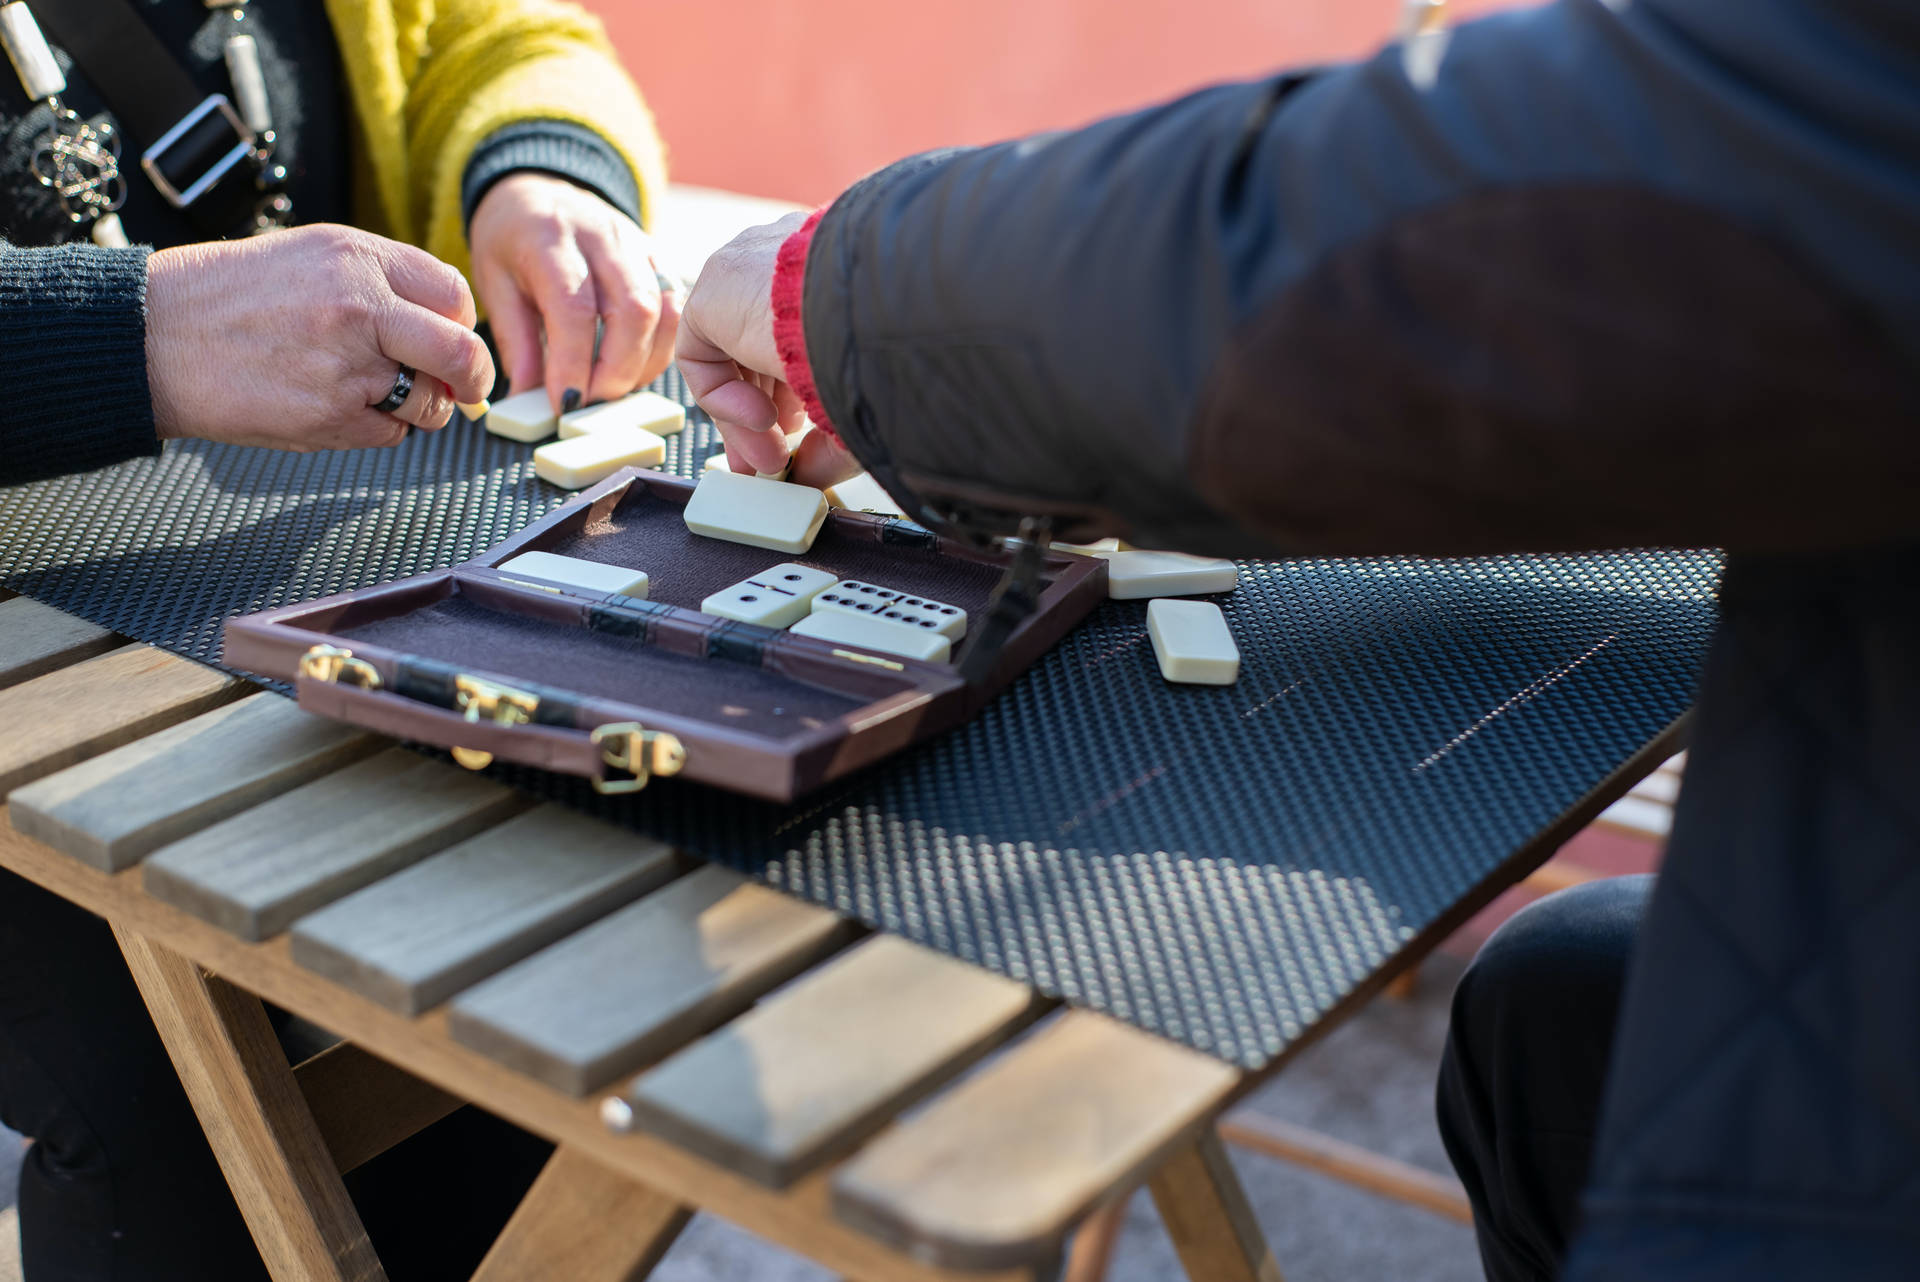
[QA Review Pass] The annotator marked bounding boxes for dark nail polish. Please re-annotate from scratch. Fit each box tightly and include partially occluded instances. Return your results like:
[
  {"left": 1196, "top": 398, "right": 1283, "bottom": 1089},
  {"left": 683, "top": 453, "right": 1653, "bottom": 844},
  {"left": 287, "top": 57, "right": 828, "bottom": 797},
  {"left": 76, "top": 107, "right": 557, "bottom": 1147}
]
[{"left": 561, "top": 388, "right": 582, "bottom": 414}]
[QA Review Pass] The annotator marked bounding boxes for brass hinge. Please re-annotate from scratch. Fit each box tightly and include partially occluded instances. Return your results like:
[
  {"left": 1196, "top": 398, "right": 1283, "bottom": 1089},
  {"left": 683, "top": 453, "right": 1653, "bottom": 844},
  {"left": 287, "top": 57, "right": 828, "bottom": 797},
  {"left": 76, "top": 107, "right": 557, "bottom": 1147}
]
[
  {"left": 591, "top": 721, "right": 686, "bottom": 795},
  {"left": 297, "top": 644, "right": 382, "bottom": 690}
]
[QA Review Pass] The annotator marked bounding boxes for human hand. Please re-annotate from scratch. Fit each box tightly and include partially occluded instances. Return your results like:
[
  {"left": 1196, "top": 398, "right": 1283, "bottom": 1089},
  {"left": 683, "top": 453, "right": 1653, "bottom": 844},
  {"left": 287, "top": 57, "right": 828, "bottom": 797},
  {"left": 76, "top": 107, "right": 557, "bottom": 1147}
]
[
  {"left": 145, "top": 224, "right": 494, "bottom": 450},
  {"left": 675, "top": 211, "right": 811, "bottom": 476},
  {"left": 469, "top": 172, "right": 678, "bottom": 415}
]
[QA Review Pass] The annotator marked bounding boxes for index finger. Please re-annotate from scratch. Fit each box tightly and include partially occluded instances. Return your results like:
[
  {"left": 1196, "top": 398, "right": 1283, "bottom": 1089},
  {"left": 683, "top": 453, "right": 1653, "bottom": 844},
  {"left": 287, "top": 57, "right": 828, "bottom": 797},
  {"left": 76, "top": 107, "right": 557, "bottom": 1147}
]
[{"left": 377, "top": 242, "right": 477, "bottom": 328}]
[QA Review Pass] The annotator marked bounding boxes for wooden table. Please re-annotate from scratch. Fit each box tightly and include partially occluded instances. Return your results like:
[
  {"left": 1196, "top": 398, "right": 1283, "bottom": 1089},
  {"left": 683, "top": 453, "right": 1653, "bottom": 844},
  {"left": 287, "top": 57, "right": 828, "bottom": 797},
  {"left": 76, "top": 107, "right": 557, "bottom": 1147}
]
[{"left": 0, "top": 595, "right": 1321, "bottom": 1282}]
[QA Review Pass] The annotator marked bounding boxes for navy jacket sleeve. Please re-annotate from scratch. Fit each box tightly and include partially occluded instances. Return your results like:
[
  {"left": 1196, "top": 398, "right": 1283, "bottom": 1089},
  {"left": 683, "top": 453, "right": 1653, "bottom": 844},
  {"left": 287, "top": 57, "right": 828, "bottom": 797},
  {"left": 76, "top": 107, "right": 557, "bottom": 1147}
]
[
  {"left": 0, "top": 240, "right": 158, "bottom": 486},
  {"left": 801, "top": 0, "right": 1920, "bottom": 558}
]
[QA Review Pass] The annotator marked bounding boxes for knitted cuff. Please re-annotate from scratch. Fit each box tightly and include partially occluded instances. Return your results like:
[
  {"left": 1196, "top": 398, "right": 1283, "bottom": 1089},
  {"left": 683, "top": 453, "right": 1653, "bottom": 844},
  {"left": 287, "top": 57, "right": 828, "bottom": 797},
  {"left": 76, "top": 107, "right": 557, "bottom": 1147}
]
[
  {"left": 772, "top": 207, "right": 836, "bottom": 440},
  {"left": 461, "top": 120, "right": 645, "bottom": 231},
  {"left": 0, "top": 240, "right": 159, "bottom": 485}
]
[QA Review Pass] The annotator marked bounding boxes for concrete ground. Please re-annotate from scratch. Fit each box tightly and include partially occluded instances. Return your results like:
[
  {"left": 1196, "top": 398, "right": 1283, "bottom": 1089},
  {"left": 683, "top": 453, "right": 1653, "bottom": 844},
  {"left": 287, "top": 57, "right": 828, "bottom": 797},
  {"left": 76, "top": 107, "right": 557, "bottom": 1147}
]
[{"left": 0, "top": 954, "right": 1481, "bottom": 1282}]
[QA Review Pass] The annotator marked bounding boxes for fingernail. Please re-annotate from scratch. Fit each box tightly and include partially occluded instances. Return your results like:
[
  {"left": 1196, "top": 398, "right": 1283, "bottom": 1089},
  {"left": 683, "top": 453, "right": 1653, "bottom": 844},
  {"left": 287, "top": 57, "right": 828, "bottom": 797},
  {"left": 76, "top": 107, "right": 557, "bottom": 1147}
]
[{"left": 562, "top": 388, "right": 582, "bottom": 414}]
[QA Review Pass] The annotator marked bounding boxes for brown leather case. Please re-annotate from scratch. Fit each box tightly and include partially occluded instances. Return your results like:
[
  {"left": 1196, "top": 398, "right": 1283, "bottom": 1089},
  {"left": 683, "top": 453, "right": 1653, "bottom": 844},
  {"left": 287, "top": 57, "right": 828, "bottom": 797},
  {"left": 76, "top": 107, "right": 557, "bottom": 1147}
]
[{"left": 223, "top": 469, "right": 1107, "bottom": 801}]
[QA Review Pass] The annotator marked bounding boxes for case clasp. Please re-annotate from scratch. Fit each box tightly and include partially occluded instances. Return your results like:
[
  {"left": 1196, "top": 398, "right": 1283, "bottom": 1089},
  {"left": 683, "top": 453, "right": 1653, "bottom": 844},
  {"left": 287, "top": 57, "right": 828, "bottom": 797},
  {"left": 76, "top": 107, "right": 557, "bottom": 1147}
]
[
  {"left": 455, "top": 674, "right": 540, "bottom": 726},
  {"left": 592, "top": 721, "right": 686, "bottom": 795},
  {"left": 298, "top": 644, "right": 382, "bottom": 690}
]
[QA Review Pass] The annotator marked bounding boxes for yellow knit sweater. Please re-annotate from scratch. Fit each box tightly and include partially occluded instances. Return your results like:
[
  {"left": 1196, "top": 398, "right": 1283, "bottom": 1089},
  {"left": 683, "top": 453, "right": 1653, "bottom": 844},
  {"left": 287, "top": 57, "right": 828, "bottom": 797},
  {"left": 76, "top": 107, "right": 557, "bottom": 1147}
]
[{"left": 324, "top": 0, "right": 667, "bottom": 292}]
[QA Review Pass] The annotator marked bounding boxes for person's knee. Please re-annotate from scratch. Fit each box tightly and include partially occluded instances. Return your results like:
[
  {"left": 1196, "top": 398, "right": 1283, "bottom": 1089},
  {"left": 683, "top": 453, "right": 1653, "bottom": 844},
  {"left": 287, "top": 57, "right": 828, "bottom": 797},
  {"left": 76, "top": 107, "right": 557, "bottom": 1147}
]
[{"left": 1452, "top": 874, "right": 1653, "bottom": 1047}]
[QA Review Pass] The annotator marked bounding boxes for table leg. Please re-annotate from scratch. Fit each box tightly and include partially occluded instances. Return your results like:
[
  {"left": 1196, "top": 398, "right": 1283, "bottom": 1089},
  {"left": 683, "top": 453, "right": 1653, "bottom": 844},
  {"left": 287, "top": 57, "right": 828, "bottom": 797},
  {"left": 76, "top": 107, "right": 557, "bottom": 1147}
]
[
  {"left": 1148, "top": 1132, "right": 1284, "bottom": 1282},
  {"left": 1060, "top": 1194, "right": 1130, "bottom": 1282},
  {"left": 113, "top": 925, "right": 387, "bottom": 1282},
  {"left": 470, "top": 1146, "right": 691, "bottom": 1282}
]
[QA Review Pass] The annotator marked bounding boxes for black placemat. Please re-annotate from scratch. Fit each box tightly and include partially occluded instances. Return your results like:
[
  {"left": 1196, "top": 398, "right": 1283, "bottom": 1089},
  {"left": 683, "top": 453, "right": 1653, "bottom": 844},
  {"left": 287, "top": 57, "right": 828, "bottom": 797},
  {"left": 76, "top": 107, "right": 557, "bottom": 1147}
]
[{"left": 0, "top": 371, "right": 1719, "bottom": 1068}]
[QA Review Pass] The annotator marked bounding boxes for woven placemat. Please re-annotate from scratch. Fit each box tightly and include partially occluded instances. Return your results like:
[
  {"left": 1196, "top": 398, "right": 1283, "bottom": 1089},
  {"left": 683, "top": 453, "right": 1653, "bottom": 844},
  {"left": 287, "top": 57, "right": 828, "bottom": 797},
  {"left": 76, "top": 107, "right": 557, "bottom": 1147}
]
[{"left": 0, "top": 370, "right": 1718, "bottom": 1068}]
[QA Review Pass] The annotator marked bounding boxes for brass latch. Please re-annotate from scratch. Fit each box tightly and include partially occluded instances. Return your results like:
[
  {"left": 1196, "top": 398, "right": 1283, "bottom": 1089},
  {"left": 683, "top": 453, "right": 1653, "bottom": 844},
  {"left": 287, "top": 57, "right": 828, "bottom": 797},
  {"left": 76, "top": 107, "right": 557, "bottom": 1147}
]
[
  {"left": 591, "top": 721, "right": 686, "bottom": 795},
  {"left": 455, "top": 674, "right": 540, "bottom": 726},
  {"left": 298, "top": 645, "right": 382, "bottom": 690}
]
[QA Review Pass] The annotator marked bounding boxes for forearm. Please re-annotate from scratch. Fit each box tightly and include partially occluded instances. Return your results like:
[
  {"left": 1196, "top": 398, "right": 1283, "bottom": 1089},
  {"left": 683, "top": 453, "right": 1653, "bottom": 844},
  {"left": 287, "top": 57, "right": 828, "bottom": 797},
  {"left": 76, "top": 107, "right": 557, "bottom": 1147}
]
[
  {"left": 0, "top": 241, "right": 159, "bottom": 487},
  {"left": 796, "top": 0, "right": 1920, "bottom": 557}
]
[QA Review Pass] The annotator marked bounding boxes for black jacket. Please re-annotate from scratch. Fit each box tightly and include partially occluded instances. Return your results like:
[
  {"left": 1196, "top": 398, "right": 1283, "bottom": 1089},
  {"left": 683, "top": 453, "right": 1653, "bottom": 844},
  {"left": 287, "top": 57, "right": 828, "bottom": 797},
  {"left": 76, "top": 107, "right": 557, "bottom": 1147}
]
[{"left": 798, "top": 1, "right": 1920, "bottom": 1274}]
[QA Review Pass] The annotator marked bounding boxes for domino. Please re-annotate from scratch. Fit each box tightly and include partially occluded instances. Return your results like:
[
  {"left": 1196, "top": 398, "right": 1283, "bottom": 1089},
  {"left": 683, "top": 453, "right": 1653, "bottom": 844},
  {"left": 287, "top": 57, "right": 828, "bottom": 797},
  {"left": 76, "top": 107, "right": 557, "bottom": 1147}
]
[
  {"left": 700, "top": 563, "right": 838, "bottom": 628},
  {"left": 702, "top": 452, "right": 735, "bottom": 473},
  {"left": 497, "top": 551, "right": 648, "bottom": 599},
  {"left": 823, "top": 472, "right": 905, "bottom": 516},
  {"left": 790, "top": 610, "right": 952, "bottom": 663},
  {"left": 682, "top": 469, "right": 828, "bottom": 555},
  {"left": 1146, "top": 599, "right": 1239, "bottom": 685},
  {"left": 457, "top": 399, "right": 490, "bottom": 421},
  {"left": 532, "top": 426, "right": 666, "bottom": 490},
  {"left": 811, "top": 580, "right": 966, "bottom": 641},
  {"left": 1096, "top": 550, "right": 1239, "bottom": 600},
  {"left": 557, "top": 390, "right": 687, "bottom": 440},
  {"left": 1052, "top": 537, "right": 1125, "bottom": 554},
  {"left": 484, "top": 387, "right": 560, "bottom": 442}
]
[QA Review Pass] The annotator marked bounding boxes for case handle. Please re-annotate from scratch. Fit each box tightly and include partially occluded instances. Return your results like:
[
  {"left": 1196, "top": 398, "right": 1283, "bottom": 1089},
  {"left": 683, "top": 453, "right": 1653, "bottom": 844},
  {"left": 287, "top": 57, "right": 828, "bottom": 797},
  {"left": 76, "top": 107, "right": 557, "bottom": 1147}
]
[{"left": 296, "top": 647, "right": 684, "bottom": 794}]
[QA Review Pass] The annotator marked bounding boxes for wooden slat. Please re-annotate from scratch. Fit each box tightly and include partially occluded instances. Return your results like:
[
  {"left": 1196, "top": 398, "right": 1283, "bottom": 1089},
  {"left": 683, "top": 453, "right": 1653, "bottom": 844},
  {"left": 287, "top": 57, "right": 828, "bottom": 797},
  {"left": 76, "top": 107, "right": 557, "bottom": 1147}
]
[
  {"left": 471, "top": 1147, "right": 691, "bottom": 1282},
  {"left": 114, "top": 927, "right": 386, "bottom": 1282},
  {"left": 143, "top": 749, "right": 526, "bottom": 941},
  {"left": 292, "top": 807, "right": 681, "bottom": 1015},
  {"left": 0, "top": 597, "right": 119, "bottom": 690},
  {"left": 294, "top": 1041, "right": 463, "bottom": 1174},
  {"left": 832, "top": 1012, "right": 1240, "bottom": 1271},
  {"left": 0, "top": 818, "right": 1047, "bottom": 1282},
  {"left": 1148, "top": 1133, "right": 1284, "bottom": 1282},
  {"left": 1218, "top": 1113, "right": 1472, "bottom": 1224},
  {"left": 0, "top": 645, "right": 242, "bottom": 796},
  {"left": 1061, "top": 1196, "right": 1131, "bottom": 1282},
  {"left": 623, "top": 934, "right": 1042, "bottom": 1186},
  {"left": 10, "top": 694, "right": 378, "bottom": 871},
  {"left": 449, "top": 864, "right": 854, "bottom": 1096}
]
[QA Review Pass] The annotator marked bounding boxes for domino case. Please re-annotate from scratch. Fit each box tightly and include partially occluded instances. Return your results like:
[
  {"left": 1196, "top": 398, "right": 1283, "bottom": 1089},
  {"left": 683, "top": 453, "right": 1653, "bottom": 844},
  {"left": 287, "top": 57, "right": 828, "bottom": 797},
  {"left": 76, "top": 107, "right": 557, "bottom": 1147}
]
[{"left": 223, "top": 469, "right": 1108, "bottom": 802}]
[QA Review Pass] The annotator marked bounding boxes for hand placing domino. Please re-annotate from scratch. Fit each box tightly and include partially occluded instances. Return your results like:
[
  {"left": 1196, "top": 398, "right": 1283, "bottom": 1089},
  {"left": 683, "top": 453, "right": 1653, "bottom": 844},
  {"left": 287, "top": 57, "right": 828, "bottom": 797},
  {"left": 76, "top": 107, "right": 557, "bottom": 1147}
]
[
  {"left": 497, "top": 551, "right": 649, "bottom": 599},
  {"left": 1146, "top": 599, "right": 1240, "bottom": 685},
  {"left": 682, "top": 469, "right": 828, "bottom": 554},
  {"left": 557, "top": 390, "right": 687, "bottom": 440},
  {"left": 789, "top": 610, "right": 952, "bottom": 663},
  {"left": 1096, "top": 550, "right": 1239, "bottom": 600},
  {"left": 811, "top": 580, "right": 966, "bottom": 641},
  {"left": 484, "top": 386, "right": 560, "bottom": 442},
  {"left": 533, "top": 426, "right": 666, "bottom": 490},
  {"left": 701, "top": 563, "right": 838, "bottom": 628}
]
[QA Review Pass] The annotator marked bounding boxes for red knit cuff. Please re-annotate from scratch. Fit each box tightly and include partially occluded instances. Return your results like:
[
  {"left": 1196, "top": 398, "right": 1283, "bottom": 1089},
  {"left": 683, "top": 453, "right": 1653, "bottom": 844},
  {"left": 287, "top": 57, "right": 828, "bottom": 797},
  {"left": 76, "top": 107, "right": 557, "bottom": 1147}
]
[{"left": 772, "top": 206, "right": 838, "bottom": 441}]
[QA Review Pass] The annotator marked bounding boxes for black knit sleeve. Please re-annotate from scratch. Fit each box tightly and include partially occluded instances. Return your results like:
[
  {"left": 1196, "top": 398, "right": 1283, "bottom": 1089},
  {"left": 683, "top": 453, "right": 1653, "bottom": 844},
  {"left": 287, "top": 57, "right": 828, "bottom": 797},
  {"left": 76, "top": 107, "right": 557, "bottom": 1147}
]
[
  {"left": 0, "top": 239, "right": 158, "bottom": 486},
  {"left": 460, "top": 120, "right": 643, "bottom": 232}
]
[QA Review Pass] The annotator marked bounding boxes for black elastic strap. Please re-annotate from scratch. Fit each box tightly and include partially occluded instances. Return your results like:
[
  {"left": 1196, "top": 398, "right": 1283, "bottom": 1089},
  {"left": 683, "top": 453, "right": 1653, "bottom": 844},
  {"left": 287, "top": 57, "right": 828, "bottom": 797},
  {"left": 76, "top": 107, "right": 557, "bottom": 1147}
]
[{"left": 32, "top": 0, "right": 257, "bottom": 236}]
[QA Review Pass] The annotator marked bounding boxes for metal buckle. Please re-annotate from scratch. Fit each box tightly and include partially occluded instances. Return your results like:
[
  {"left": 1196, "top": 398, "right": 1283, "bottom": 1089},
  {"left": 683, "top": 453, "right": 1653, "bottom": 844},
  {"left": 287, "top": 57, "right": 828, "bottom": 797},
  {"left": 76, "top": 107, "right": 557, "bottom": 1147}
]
[
  {"left": 591, "top": 722, "right": 686, "bottom": 795},
  {"left": 454, "top": 675, "right": 540, "bottom": 726},
  {"left": 140, "top": 94, "right": 252, "bottom": 208},
  {"left": 297, "top": 644, "right": 381, "bottom": 690}
]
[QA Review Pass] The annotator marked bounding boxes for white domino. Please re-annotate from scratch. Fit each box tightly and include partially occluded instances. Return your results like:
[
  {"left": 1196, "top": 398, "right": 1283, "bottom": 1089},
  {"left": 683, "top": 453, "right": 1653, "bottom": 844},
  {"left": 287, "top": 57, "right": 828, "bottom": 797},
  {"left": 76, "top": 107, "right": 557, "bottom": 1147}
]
[
  {"left": 823, "top": 472, "right": 905, "bottom": 516},
  {"left": 811, "top": 580, "right": 966, "bottom": 641},
  {"left": 702, "top": 452, "right": 735, "bottom": 473},
  {"left": 1096, "top": 550, "right": 1239, "bottom": 600},
  {"left": 1146, "top": 599, "right": 1239, "bottom": 685},
  {"left": 1052, "top": 536, "right": 1125, "bottom": 554},
  {"left": 682, "top": 469, "right": 828, "bottom": 554},
  {"left": 558, "top": 391, "right": 687, "bottom": 440},
  {"left": 497, "top": 551, "right": 649, "bottom": 598},
  {"left": 484, "top": 387, "right": 560, "bottom": 442},
  {"left": 700, "top": 563, "right": 838, "bottom": 628},
  {"left": 532, "top": 426, "right": 666, "bottom": 490},
  {"left": 789, "top": 611, "right": 951, "bottom": 663}
]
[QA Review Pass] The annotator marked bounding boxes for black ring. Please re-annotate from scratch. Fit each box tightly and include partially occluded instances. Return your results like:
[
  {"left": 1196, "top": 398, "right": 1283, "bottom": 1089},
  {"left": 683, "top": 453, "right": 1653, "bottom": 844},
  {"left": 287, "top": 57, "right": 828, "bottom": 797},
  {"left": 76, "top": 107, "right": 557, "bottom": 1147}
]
[{"left": 373, "top": 365, "right": 414, "bottom": 414}]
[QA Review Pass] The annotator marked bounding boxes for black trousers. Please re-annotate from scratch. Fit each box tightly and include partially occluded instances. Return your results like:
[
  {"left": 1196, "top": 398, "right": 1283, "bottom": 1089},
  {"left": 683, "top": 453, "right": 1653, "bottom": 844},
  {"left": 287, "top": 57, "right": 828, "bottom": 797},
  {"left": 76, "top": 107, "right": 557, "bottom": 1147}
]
[
  {"left": 0, "top": 868, "right": 553, "bottom": 1282},
  {"left": 1436, "top": 875, "right": 1652, "bottom": 1282}
]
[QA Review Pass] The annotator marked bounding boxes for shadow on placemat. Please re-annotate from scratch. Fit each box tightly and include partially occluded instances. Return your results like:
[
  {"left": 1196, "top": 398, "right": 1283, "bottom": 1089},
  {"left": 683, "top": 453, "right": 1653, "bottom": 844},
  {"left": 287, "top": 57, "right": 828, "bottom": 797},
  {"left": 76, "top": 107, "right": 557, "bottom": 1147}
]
[{"left": 0, "top": 370, "right": 1721, "bottom": 1069}]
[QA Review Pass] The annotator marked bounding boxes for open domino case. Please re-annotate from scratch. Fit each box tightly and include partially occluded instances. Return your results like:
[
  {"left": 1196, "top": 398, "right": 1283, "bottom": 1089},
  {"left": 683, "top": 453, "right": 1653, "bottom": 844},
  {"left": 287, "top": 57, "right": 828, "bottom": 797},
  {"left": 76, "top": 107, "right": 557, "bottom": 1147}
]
[{"left": 224, "top": 469, "right": 1108, "bottom": 801}]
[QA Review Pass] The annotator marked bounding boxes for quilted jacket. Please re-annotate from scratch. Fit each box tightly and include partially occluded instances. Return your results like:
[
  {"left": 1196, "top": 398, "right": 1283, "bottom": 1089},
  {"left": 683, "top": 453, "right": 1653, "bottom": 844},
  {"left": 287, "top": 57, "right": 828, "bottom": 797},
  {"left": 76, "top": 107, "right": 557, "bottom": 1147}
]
[{"left": 782, "top": 0, "right": 1920, "bottom": 1273}]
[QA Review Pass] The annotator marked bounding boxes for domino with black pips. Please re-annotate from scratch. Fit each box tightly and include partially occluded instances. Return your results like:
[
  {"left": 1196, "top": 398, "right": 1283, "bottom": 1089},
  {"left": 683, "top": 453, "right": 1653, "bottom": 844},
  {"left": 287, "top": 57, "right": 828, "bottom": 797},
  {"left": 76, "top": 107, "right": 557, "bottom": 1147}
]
[
  {"left": 810, "top": 580, "right": 967, "bottom": 641},
  {"left": 700, "top": 563, "right": 839, "bottom": 628}
]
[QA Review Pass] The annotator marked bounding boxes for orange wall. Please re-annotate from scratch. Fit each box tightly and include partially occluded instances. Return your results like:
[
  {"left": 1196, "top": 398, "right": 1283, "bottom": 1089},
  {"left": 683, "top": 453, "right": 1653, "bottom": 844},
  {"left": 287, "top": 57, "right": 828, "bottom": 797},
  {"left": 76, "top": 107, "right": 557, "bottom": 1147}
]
[{"left": 584, "top": 1, "right": 1521, "bottom": 204}]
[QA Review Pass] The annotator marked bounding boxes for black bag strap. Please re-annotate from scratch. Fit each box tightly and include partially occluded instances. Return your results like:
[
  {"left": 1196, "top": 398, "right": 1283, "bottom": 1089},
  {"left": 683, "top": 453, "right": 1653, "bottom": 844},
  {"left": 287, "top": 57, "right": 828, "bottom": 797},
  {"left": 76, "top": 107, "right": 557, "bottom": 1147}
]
[{"left": 32, "top": 0, "right": 258, "bottom": 235}]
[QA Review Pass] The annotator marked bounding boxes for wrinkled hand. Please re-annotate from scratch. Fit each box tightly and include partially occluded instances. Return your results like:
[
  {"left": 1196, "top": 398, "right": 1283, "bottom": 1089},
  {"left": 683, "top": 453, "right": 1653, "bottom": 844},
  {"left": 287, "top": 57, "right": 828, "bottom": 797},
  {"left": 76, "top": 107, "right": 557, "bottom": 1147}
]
[
  {"left": 146, "top": 224, "right": 494, "bottom": 450},
  {"left": 469, "top": 173, "right": 678, "bottom": 415},
  {"left": 675, "top": 211, "right": 837, "bottom": 478}
]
